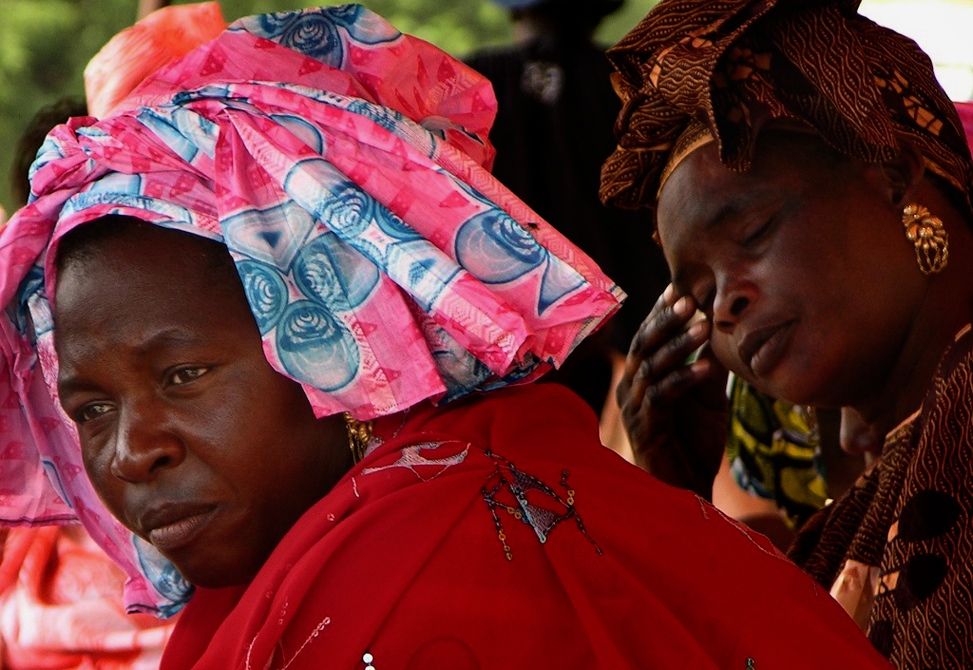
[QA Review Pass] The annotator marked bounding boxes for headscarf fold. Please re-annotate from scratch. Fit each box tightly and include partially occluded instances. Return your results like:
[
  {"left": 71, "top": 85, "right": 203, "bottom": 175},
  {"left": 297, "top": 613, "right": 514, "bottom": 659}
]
[
  {"left": 0, "top": 4, "right": 623, "bottom": 615},
  {"left": 599, "top": 0, "right": 973, "bottom": 215}
]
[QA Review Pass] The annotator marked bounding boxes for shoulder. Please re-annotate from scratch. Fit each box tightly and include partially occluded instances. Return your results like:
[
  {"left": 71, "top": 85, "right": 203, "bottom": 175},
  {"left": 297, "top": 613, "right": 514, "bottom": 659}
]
[
  {"left": 915, "top": 324, "right": 973, "bottom": 457},
  {"left": 410, "top": 383, "right": 601, "bottom": 454}
]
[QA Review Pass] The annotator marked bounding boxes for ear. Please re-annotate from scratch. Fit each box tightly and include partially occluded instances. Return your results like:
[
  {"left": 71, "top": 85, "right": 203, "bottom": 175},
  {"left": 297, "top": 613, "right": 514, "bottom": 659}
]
[{"left": 870, "top": 139, "right": 926, "bottom": 208}]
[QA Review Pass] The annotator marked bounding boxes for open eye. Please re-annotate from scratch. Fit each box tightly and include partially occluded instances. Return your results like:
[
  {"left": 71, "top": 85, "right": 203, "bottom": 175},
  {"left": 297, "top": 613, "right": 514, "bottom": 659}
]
[
  {"left": 168, "top": 366, "right": 210, "bottom": 386},
  {"left": 76, "top": 401, "right": 115, "bottom": 424}
]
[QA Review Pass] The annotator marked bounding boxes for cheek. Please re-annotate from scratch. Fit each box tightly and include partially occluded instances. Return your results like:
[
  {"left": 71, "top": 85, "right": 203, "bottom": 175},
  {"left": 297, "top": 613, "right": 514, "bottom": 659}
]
[
  {"left": 218, "top": 374, "right": 329, "bottom": 475},
  {"left": 710, "top": 331, "right": 743, "bottom": 374},
  {"left": 81, "top": 437, "right": 110, "bottom": 488},
  {"left": 82, "top": 445, "right": 131, "bottom": 524}
]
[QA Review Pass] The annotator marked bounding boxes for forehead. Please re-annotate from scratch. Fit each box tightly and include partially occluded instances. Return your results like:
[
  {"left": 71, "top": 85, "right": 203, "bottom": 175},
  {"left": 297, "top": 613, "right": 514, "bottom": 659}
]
[
  {"left": 54, "top": 222, "right": 248, "bottom": 343},
  {"left": 56, "top": 220, "right": 233, "bottom": 291},
  {"left": 655, "top": 132, "right": 838, "bottom": 259}
]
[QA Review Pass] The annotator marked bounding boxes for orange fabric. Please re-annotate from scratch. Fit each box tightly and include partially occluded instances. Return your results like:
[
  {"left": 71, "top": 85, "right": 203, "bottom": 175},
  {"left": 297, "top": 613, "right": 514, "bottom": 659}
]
[
  {"left": 0, "top": 527, "right": 174, "bottom": 669},
  {"left": 163, "top": 384, "right": 890, "bottom": 669},
  {"left": 84, "top": 2, "right": 226, "bottom": 118}
]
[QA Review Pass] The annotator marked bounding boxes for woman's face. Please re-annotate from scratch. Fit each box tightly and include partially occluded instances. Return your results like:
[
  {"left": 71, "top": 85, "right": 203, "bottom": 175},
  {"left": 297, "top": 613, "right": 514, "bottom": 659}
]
[
  {"left": 656, "top": 131, "right": 927, "bottom": 409},
  {"left": 54, "top": 222, "right": 348, "bottom": 588}
]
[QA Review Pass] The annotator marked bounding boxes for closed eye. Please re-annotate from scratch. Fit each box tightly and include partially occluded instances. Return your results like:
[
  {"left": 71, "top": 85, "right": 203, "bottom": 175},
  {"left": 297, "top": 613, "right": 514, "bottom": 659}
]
[{"left": 742, "top": 216, "right": 777, "bottom": 248}]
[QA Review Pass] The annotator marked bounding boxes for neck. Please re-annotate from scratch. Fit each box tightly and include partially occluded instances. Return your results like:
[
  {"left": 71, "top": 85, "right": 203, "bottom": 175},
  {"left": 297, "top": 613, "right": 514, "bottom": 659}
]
[{"left": 854, "top": 210, "right": 973, "bottom": 437}]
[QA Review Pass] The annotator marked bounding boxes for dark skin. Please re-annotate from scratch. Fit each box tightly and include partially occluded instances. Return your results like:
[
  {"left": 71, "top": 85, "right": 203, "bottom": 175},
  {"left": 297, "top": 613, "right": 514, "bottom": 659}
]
[
  {"left": 619, "top": 284, "right": 728, "bottom": 499},
  {"left": 618, "top": 128, "right": 973, "bottom": 498},
  {"left": 54, "top": 220, "right": 350, "bottom": 589}
]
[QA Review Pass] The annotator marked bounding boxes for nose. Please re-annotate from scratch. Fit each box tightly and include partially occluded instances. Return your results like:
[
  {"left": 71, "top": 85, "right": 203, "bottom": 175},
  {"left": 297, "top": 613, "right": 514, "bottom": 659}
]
[
  {"left": 712, "top": 277, "right": 757, "bottom": 333},
  {"left": 110, "top": 402, "right": 185, "bottom": 483}
]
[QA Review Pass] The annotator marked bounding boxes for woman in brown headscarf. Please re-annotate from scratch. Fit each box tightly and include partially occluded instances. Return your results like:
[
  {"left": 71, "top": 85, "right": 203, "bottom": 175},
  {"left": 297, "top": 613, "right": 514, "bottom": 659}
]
[{"left": 601, "top": 0, "right": 973, "bottom": 667}]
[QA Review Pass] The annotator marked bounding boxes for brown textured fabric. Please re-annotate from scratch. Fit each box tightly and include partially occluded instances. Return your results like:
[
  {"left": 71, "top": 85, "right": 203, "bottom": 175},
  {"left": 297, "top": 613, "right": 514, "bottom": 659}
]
[
  {"left": 788, "top": 326, "right": 973, "bottom": 669},
  {"left": 599, "top": 0, "right": 973, "bottom": 215}
]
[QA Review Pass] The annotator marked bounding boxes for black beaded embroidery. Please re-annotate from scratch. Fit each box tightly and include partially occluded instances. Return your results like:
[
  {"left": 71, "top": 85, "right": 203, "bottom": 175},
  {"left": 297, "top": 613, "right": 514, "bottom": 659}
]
[{"left": 480, "top": 449, "right": 602, "bottom": 560}]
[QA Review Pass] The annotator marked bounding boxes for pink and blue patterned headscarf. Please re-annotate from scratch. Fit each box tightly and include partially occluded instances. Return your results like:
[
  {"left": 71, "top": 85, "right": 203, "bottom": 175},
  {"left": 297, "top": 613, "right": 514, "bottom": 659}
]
[{"left": 0, "top": 5, "right": 623, "bottom": 615}]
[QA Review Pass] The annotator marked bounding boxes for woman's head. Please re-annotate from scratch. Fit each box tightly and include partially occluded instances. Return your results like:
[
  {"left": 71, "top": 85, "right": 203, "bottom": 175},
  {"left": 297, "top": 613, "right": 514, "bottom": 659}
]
[
  {"left": 600, "top": 0, "right": 973, "bottom": 417},
  {"left": 54, "top": 217, "right": 349, "bottom": 587},
  {"left": 0, "top": 5, "right": 621, "bottom": 614},
  {"left": 656, "top": 127, "right": 934, "bottom": 408},
  {"left": 600, "top": 0, "right": 973, "bottom": 214}
]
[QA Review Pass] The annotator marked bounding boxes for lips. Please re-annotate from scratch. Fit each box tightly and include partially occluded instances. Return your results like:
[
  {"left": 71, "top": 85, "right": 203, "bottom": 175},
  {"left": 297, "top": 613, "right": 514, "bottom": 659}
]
[
  {"left": 139, "top": 503, "right": 217, "bottom": 553},
  {"left": 738, "top": 320, "right": 796, "bottom": 378}
]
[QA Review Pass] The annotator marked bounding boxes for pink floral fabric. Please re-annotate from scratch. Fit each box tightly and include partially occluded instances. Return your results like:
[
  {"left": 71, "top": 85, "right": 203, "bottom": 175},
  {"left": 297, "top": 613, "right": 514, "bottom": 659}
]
[
  {"left": 957, "top": 101, "right": 973, "bottom": 148},
  {"left": 0, "top": 5, "right": 623, "bottom": 615},
  {"left": 0, "top": 526, "right": 175, "bottom": 668}
]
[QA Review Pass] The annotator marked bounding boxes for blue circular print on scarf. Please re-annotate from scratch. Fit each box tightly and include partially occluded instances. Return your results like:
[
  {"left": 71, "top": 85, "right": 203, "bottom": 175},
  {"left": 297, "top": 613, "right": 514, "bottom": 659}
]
[
  {"left": 133, "top": 536, "right": 193, "bottom": 615},
  {"left": 249, "top": 6, "right": 362, "bottom": 68},
  {"left": 276, "top": 300, "right": 359, "bottom": 391},
  {"left": 454, "top": 210, "right": 546, "bottom": 284},
  {"left": 294, "top": 232, "right": 379, "bottom": 310},
  {"left": 316, "top": 180, "right": 375, "bottom": 238},
  {"left": 374, "top": 205, "right": 422, "bottom": 242},
  {"left": 237, "top": 260, "right": 288, "bottom": 335}
]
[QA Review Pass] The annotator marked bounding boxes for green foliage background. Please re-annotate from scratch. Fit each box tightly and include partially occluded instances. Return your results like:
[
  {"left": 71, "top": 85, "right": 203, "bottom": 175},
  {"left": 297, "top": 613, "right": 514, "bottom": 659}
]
[{"left": 0, "top": 0, "right": 658, "bottom": 216}]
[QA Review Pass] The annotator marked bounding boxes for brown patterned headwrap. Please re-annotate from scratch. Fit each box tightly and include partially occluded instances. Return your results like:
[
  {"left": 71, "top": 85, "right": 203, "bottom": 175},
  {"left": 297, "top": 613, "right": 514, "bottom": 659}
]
[{"left": 599, "top": 0, "right": 973, "bottom": 217}]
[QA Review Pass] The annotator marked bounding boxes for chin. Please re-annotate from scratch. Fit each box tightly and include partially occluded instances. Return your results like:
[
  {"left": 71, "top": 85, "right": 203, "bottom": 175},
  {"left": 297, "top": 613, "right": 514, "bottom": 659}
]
[
  {"left": 172, "top": 556, "right": 259, "bottom": 589},
  {"left": 748, "top": 364, "right": 832, "bottom": 408},
  {"left": 182, "top": 568, "right": 254, "bottom": 589}
]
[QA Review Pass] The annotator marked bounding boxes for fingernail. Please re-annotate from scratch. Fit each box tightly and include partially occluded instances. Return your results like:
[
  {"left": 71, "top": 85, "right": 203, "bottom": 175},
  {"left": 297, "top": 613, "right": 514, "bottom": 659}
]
[
  {"left": 663, "top": 284, "right": 675, "bottom": 302},
  {"left": 673, "top": 296, "right": 690, "bottom": 315},
  {"left": 688, "top": 321, "right": 706, "bottom": 338}
]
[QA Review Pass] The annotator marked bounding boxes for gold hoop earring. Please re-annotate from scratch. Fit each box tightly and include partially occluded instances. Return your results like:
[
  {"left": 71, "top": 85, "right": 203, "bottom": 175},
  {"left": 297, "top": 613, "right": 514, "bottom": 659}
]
[
  {"left": 343, "top": 412, "right": 373, "bottom": 464},
  {"left": 902, "top": 203, "right": 948, "bottom": 274}
]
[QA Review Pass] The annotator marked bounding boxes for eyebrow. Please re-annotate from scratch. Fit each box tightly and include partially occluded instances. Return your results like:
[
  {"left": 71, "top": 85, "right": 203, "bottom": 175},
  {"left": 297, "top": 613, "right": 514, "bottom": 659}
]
[
  {"left": 705, "top": 200, "right": 744, "bottom": 231},
  {"left": 57, "top": 327, "right": 201, "bottom": 394},
  {"left": 664, "top": 198, "right": 742, "bottom": 293},
  {"left": 703, "top": 188, "right": 778, "bottom": 231}
]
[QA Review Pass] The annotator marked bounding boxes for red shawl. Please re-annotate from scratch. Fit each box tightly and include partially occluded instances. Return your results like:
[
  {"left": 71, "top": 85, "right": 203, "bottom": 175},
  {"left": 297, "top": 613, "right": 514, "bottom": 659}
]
[{"left": 162, "top": 384, "right": 889, "bottom": 669}]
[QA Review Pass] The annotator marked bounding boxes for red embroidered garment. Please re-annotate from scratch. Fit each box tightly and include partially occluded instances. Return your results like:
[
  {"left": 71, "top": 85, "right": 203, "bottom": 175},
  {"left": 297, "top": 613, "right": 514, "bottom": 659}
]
[{"left": 162, "top": 384, "right": 889, "bottom": 669}]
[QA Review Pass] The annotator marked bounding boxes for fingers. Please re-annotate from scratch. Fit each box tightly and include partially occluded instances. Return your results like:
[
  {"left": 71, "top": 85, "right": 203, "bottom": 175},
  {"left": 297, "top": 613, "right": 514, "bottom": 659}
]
[
  {"left": 629, "top": 318, "right": 703, "bottom": 392},
  {"left": 627, "top": 284, "right": 693, "bottom": 363},
  {"left": 693, "top": 341, "right": 729, "bottom": 380},
  {"left": 631, "top": 309, "right": 710, "bottom": 393},
  {"left": 638, "top": 347, "right": 712, "bottom": 409},
  {"left": 619, "top": 329, "right": 715, "bottom": 432},
  {"left": 618, "top": 284, "right": 710, "bottom": 410}
]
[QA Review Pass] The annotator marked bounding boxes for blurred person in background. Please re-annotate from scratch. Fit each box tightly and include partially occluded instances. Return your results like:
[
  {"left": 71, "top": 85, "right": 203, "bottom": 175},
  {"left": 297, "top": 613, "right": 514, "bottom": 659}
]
[{"left": 466, "top": 0, "right": 669, "bottom": 435}]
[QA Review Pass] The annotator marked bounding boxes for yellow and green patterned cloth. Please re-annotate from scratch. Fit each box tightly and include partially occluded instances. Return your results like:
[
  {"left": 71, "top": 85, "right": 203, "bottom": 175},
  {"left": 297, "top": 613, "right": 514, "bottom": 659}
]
[{"left": 725, "top": 375, "right": 829, "bottom": 529}]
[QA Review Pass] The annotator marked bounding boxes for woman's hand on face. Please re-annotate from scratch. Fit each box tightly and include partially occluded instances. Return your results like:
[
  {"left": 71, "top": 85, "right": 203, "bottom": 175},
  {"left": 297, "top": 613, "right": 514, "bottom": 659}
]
[{"left": 618, "top": 284, "right": 729, "bottom": 500}]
